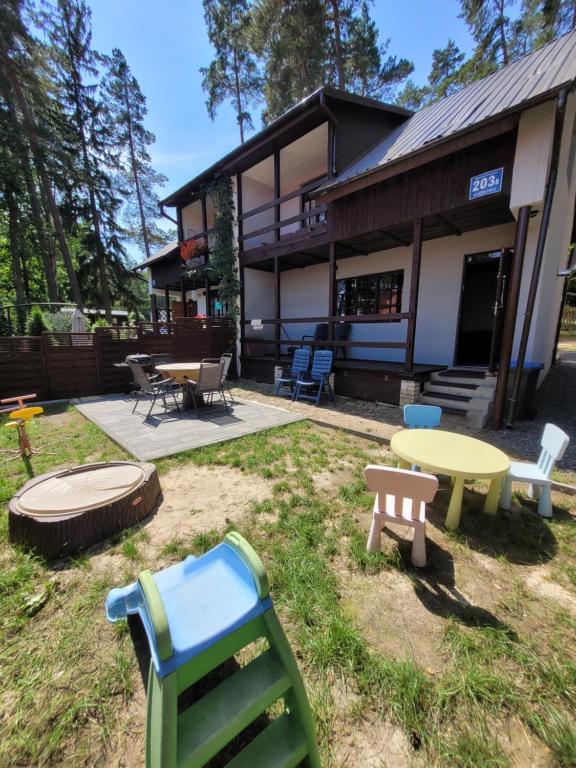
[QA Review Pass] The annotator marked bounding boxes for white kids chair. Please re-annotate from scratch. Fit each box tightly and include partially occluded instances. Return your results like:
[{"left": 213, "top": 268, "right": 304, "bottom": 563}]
[
  {"left": 365, "top": 465, "right": 439, "bottom": 567},
  {"left": 499, "top": 423, "right": 569, "bottom": 518}
]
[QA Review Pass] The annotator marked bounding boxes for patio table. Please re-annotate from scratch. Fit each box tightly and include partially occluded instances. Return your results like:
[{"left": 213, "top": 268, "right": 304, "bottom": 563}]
[
  {"left": 156, "top": 362, "right": 219, "bottom": 410},
  {"left": 390, "top": 429, "right": 510, "bottom": 530}
]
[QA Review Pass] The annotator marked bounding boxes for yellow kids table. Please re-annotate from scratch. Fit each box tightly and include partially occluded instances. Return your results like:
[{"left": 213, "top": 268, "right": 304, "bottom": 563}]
[{"left": 390, "top": 429, "right": 510, "bottom": 530}]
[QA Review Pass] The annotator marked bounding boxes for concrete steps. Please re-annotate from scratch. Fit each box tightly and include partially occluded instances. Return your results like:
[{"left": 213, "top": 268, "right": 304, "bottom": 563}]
[{"left": 421, "top": 368, "right": 498, "bottom": 428}]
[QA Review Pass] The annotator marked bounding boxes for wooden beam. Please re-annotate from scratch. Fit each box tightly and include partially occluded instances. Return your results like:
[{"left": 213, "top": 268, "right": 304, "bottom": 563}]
[
  {"left": 238, "top": 205, "right": 328, "bottom": 241},
  {"left": 274, "top": 150, "right": 281, "bottom": 242},
  {"left": 328, "top": 241, "right": 336, "bottom": 341},
  {"left": 435, "top": 214, "right": 461, "bottom": 236},
  {"left": 164, "top": 286, "right": 171, "bottom": 323},
  {"left": 151, "top": 293, "right": 158, "bottom": 323},
  {"left": 176, "top": 206, "right": 184, "bottom": 242},
  {"left": 240, "top": 176, "right": 328, "bottom": 220},
  {"left": 274, "top": 256, "right": 280, "bottom": 357},
  {"left": 376, "top": 229, "right": 410, "bottom": 247},
  {"left": 491, "top": 205, "right": 531, "bottom": 428},
  {"left": 404, "top": 218, "right": 423, "bottom": 372},
  {"left": 181, "top": 284, "right": 187, "bottom": 317},
  {"left": 236, "top": 173, "right": 243, "bottom": 253},
  {"left": 239, "top": 264, "right": 245, "bottom": 357},
  {"left": 242, "top": 313, "right": 411, "bottom": 324}
]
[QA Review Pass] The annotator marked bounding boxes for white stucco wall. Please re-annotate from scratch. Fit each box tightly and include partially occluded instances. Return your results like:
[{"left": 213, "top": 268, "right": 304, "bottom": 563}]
[
  {"left": 524, "top": 91, "right": 576, "bottom": 373},
  {"left": 242, "top": 223, "right": 516, "bottom": 365}
]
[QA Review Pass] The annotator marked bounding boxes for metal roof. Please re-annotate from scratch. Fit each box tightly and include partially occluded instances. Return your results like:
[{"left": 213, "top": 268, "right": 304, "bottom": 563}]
[
  {"left": 134, "top": 239, "right": 179, "bottom": 270},
  {"left": 317, "top": 29, "right": 576, "bottom": 196}
]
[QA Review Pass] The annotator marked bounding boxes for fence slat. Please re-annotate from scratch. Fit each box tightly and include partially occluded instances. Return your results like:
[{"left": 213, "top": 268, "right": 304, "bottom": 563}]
[{"left": 0, "top": 319, "right": 237, "bottom": 401}]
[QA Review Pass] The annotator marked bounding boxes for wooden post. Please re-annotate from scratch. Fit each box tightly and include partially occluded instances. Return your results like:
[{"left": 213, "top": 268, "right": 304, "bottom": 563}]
[
  {"left": 94, "top": 326, "right": 103, "bottom": 394},
  {"left": 202, "top": 195, "right": 210, "bottom": 317},
  {"left": 176, "top": 206, "right": 184, "bottom": 242},
  {"left": 239, "top": 264, "right": 245, "bottom": 359},
  {"left": 40, "top": 332, "right": 52, "bottom": 401},
  {"left": 491, "top": 205, "right": 531, "bottom": 428},
  {"left": 328, "top": 241, "right": 336, "bottom": 342},
  {"left": 180, "top": 283, "right": 187, "bottom": 318},
  {"left": 151, "top": 293, "right": 158, "bottom": 323},
  {"left": 236, "top": 173, "right": 244, "bottom": 252},
  {"left": 404, "top": 218, "right": 423, "bottom": 372},
  {"left": 274, "top": 256, "right": 280, "bottom": 359},
  {"left": 274, "top": 150, "right": 281, "bottom": 242},
  {"left": 164, "top": 287, "right": 171, "bottom": 323}
]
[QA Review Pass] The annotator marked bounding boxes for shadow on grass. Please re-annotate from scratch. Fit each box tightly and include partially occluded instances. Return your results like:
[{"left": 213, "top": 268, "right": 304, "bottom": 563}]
[
  {"left": 410, "top": 538, "right": 518, "bottom": 635},
  {"left": 426, "top": 485, "right": 558, "bottom": 566}
]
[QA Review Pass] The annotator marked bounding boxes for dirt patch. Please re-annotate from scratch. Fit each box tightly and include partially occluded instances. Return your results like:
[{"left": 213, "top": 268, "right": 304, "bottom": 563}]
[
  {"left": 344, "top": 571, "right": 448, "bottom": 675},
  {"left": 332, "top": 711, "right": 417, "bottom": 768},
  {"left": 524, "top": 567, "right": 576, "bottom": 615}
]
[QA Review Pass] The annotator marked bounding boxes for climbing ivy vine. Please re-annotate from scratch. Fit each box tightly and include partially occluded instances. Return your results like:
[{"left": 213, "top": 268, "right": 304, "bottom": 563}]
[{"left": 184, "top": 174, "right": 240, "bottom": 324}]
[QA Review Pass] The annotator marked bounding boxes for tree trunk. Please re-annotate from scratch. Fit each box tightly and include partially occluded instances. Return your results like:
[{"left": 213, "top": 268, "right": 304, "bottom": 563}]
[
  {"left": 0, "top": 55, "right": 83, "bottom": 308},
  {"left": 123, "top": 78, "right": 152, "bottom": 260},
  {"left": 6, "top": 185, "right": 27, "bottom": 333},
  {"left": 232, "top": 47, "right": 245, "bottom": 144},
  {"left": 497, "top": 0, "right": 509, "bottom": 65},
  {"left": 329, "top": 0, "right": 346, "bottom": 89},
  {"left": 1, "top": 81, "right": 61, "bottom": 302}
]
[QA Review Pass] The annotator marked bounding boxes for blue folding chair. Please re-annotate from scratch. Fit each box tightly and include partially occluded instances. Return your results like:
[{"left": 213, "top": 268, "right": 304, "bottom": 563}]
[
  {"left": 273, "top": 347, "right": 310, "bottom": 397},
  {"left": 403, "top": 404, "right": 442, "bottom": 429},
  {"left": 292, "top": 350, "right": 334, "bottom": 405}
]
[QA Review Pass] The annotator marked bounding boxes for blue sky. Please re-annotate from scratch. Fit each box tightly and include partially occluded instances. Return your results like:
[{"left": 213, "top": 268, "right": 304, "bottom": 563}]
[{"left": 89, "top": 0, "right": 476, "bottom": 199}]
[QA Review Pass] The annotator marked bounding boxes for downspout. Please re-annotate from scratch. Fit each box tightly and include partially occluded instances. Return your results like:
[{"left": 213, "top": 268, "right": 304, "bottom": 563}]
[{"left": 505, "top": 87, "right": 570, "bottom": 427}]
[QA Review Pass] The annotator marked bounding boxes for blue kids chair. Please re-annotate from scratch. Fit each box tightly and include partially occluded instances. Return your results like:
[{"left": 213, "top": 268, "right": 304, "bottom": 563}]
[{"left": 403, "top": 404, "right": 442, "bottom": 429}]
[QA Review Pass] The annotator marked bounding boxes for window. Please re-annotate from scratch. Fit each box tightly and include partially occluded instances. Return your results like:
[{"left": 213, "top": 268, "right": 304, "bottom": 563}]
[{"left": 337, "top": 270, "right": 403, "bottom": 317}]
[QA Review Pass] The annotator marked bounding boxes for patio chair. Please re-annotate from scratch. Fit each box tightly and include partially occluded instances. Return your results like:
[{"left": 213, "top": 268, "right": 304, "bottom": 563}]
[
  {"left": 365, "top": 465, "right": 439, "bottom": 567},
  {"left": 220, "top": 352, "right": 236, "bottom": 402},
  {"left": 499, "top": 423, "right": 569, "bottom": 518},
  {"left": 302, "top": 323, "right": 328, "bottom": 350},
  {"left": 188, "top": 360, "right": 228, "bottom": 416},
  {"left": 273, "top": 347, "right": 310, "bottom": 397},
  {"left": 403, "top": 404, "right": 442, "bottom": 429},
  {"left": 128, "top": 361, "right": 181, "bottom": 418},
  {"left": 292, "top": 349, "right": 334, "bottom": 405},
  {"left": 334, "top": 321, "right": 351, "bottom": 359}
]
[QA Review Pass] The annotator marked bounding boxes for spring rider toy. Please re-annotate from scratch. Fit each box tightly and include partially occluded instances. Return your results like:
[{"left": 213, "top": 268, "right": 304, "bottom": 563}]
[
  {"left": 106, "top": 532, "right": 321, "bottom": 768},
  {"left": 1, "top": 394, "right": 47, "bottom": 464}
]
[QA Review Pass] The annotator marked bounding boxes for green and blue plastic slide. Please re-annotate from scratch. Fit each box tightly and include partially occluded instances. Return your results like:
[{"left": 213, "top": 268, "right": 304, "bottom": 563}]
[{"left": 106, "top": 532, "right": 321, "bottom": 768}]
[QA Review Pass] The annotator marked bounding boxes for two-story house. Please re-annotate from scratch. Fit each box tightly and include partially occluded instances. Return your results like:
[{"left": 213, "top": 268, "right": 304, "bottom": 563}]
[{"left": 139, "top": 29, "right": 576, "bottom": 428}]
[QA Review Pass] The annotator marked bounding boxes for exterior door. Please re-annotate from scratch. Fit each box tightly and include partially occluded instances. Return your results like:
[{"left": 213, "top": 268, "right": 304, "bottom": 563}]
[{"left": 455, "top": 250, "right": 511, "bottom": 367}]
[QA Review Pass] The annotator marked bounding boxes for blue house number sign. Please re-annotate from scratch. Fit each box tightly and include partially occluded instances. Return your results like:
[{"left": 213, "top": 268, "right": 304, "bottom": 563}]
[{"left": 469, "top": 168, "right": 504, "bottom": 200}]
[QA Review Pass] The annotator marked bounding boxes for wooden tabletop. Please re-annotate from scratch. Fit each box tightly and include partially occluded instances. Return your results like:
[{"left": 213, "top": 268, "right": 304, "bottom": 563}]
[
  {"left": 156, "top": 362, "right": 218, "bottom": 384},
  {"left": 391, "top": 429, "right": 510, "bottom": 479}
]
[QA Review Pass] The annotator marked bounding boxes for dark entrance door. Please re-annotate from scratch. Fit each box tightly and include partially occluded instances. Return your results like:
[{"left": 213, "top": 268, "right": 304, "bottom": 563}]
[{"left": 455, "top": 250, "right": 511, "bottom": 367}]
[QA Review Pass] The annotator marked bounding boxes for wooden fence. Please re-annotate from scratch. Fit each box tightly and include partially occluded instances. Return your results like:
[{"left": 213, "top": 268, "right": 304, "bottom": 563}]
[
  {"left": 0, "top": 317, "right": 236, "bottom": 402},
  {"left": 561, "top": 303, "right": 576, "bottom": 332}
]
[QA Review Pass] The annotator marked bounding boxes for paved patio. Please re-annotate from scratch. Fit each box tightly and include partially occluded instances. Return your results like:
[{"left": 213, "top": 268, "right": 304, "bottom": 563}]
[{"left": 73, "top": 394, "right": 303, "bottom": 460}]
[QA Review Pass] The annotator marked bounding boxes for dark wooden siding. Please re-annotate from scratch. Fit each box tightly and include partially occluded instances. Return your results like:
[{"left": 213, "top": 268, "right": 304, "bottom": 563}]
[
  {"left": 332, "top": 103, "right": 408, "bottom": 172},
  {"left": 330, "top": 130, "right": 517, "bottom": 241}
]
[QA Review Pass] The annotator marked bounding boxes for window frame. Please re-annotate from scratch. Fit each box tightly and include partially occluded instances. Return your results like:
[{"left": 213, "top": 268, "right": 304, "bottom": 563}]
[{"left": 336, "top": 269, "right": 404, "bottom": 318}]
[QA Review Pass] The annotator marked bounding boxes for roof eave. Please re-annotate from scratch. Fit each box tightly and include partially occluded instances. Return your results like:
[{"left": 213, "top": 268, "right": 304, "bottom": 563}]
[{"left": 315, "top": 81, "right": 576, "bottom": 203}]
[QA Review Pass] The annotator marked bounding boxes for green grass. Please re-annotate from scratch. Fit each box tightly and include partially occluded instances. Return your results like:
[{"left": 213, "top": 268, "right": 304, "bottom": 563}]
[{"left": 1, "top": 408, "right": 575, "bottom": 766}]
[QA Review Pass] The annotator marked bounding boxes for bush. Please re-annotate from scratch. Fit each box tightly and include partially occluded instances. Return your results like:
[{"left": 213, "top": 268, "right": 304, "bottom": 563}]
[
  {"left": 26, "top": 306, "right": 48, "bottom": 336},
  {"left": 91, "top": 317, "right": 108, "bottom": 330},
  {"left": 43, "top": 311, "right": 73, "bottom": 332}
]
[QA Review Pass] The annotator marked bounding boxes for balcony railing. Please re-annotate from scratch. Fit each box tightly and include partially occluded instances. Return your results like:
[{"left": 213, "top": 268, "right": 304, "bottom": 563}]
[{"left": 238, "top": 176, "right": 328, "bottom": 251}]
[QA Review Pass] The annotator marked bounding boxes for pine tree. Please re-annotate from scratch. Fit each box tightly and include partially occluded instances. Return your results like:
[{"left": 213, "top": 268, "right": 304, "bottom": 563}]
[
  {"left": 251, "top": 0, "right": 327, "bottom": 122},
  {"left": 44, "top": 0, "right": 123, "bottom": 321},
  {"left": 201, "top": 0, "right": 262, "bottom": 143},
  {"left": 344, "top": 2, "right": 413, "bottom": 98},
  {"left": 0, "top": 0, "right": 83, "bottom": 308},
  {"left": 517, "top": 0, "right": 576, "bottom": 48},
  {"left": 460, "top": 0, "right": 514, "bottom": 74},
  {"left": 251, "top": 0, "right": 412, "bottom": 121},
  {"left": 397, "top": 40, "right": 465, "bottom": 109},
  {"left": 103, "top": 48, "right": 169, "bottom": 261}
]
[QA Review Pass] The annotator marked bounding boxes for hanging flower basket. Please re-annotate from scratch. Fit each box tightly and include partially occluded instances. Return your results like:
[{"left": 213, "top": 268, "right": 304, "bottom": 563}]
[{"left": 180, "top": 238, "right": 209, "bottom": 267}]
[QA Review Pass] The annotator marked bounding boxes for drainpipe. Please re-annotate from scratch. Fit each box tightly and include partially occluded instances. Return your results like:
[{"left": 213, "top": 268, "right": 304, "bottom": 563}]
[{"left": 505, "top": 87, "right": 569, "bottom": 427}]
